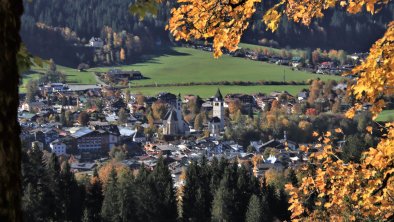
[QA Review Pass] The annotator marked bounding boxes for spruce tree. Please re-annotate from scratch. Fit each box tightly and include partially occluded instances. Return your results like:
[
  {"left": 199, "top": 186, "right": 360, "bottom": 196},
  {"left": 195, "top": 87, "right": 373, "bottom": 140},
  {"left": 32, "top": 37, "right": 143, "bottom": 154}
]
[
  {"left": 45, "top": 153, "right": 63, "bottom": 220},
  {"left": 85, "top": 169, "right": 103, "bottom": 222},
  {"left": 117, "top": 172, "right": 136, "bottom": 222},
  {"left": 60, "top": 161, "right": 84, "bottom": 221},
  {"left": 101, "top": 168, "right": 120, "bottom": 222},
  {"left": 245, "top": 194, "right": 262, "bottom": 222},
  {"left": 211, "top": 169, "right": 235, "bottom": 222},
  {"left": 286, "top": 168, "right": 298, "bottom": 187},
  {"left": 181, "top": 161, "right": 199, "bottom": 221},
  {"left": 150, "top": 156, "right": 178, "bottom": 222}
]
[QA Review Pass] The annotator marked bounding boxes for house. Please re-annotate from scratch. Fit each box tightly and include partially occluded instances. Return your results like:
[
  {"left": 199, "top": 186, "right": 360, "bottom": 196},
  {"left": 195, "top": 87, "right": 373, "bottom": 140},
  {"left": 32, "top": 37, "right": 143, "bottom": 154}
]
[
  {"left": 18, "top": 112, "right": 37, "bottom": 122},
  {"left": 30, "top": 128, "right": 59, "bottom": 147},
  {"left": 71, "top": 162, "right": 97, "bottom": 171},
  {"left": 89, "top": 37, "right": 104, "bottom": 48},
  {"left": 297, "top": 91, "right": 309, "bottom": 102},
  {"left": 157, "top": 92, "right": 177, "bottom": 106},
  {"left": 21, "top": 101, "right": 47, "bottom": 112},
  {"left": 133, "top": 131, "right": 146, "bottom": 143},
  {"left": 49, "top": 139, "right": 67, "bottom": 156},
  {"left": 67, "top": 127, "right": 103, "bottom": 153}
]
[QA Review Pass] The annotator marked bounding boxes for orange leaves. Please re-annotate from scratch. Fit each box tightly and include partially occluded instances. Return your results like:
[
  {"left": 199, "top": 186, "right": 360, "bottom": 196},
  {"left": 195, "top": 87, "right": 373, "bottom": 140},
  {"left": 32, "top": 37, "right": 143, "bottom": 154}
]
[
  {"left": 167, "top": 0, "right": 261, "bottom": 58},
  {"left": 288, "top": 127, "right": 394, "bottom": 220},
  {"left": 347, "top": 22, "right": 394, "bottom": 119}
]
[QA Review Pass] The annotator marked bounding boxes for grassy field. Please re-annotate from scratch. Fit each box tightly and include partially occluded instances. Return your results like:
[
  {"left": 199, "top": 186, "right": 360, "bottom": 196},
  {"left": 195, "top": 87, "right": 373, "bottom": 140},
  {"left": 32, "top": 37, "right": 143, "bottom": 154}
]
[
  {"left": 376, "top": 110, "right": 394, "bottom": 122},
  {"left": 130, "top": 85, "right": 308, "bottom": 98},
  {"left": 20, "top": 64, "right": 97, "bottom": 93},
  {"left": 90, "top": 47, "right": 340, "bottom": 87},
  {"left": 22, "top": 46, "right": 341, "bottom": 97}
]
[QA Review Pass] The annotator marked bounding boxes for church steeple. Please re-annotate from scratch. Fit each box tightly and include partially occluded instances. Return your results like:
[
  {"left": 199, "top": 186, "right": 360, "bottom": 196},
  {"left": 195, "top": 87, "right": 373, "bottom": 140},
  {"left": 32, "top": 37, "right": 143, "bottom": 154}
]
[
  {"left": 214, "top": 88, "right": 223, "bottom": 101},
  {"left": 212, "top": 89, "right": 224, "bottom": 130},
  {"left": 176, "top": 93, "right": 182, "bottom": 110}
]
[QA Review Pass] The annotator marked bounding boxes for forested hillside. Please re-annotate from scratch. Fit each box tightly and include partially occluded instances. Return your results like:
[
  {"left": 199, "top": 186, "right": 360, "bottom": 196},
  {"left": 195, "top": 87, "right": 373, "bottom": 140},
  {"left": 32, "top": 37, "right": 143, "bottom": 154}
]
[{"left": 20, "top": 0, "right": 394, "bottom": 65}]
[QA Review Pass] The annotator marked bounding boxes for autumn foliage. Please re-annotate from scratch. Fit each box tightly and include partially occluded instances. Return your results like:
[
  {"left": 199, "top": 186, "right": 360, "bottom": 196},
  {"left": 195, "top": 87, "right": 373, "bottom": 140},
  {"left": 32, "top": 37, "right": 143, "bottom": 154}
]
[{"left": 128, "top": 0, "right": 394, "bottom": 220}]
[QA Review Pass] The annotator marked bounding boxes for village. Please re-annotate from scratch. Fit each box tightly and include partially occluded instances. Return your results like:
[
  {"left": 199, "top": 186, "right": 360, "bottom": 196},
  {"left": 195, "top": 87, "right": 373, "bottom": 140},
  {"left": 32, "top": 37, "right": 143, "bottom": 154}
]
[{"left": 18, "top": 72, "right": 361, "bottom": 188}]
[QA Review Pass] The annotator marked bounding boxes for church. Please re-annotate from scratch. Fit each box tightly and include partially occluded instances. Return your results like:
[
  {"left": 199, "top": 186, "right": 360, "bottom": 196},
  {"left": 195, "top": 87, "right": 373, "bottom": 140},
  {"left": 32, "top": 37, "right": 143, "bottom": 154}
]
[
  {"left": 208, "top": 89, "right": 225, "bottom": 136},
  {"left": 162, "top": 94, "right": 190, "bottom": 136}
]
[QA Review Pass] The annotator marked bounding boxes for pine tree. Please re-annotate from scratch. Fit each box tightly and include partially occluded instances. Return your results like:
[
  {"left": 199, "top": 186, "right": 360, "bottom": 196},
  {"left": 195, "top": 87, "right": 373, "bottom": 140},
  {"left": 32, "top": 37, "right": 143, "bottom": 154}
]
[
  {"left": 276, "top": 188, "right": 290, "bottom": 221},
  {"left": 150, "top": 156, "right": 178, "bottom": 221},
  {"left": 60, "top": 161, "right": 84, "bottom": 221},
  {"left": 245, "top": 194, "right": 262, "bottom": 222},
  {"left": 85, "top": 169, "right": 103, "bottom": 222},
  {"left": 211, "top": 178, "right": 234, "bottom": 222},
  {"left": 117, "top": 172, "right": 136, "bottom": 222},
  {"left": 181, "top": 161, "right": 199, "bottom": 221},
  {"left": 101, "top": 168, "right": 120, "bottom": 222},
  {"left": 286, "top": 168, "right": 298, "bottom": 187},
  {"left": 45, "top": 153, "right": 63, "bottom": 220}
]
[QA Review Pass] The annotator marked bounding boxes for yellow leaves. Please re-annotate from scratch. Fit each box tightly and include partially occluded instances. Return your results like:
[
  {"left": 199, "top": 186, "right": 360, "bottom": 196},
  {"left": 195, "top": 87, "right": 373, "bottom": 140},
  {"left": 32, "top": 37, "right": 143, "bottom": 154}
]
[
  {"left": 347, "top": 1, "right": 363, "bottom": 14},
  {"left": 313, "top": 131, "right": 319, "bottom": 137},
  {"left": 345, "top": 107, "right": 357, "bottom": 119},
  {"left": 263, "top": 8, "right": 282, "bottom": 32},
  {"left": 335, "top": 128, "right": 343, "bottom": 134},
  {"left": 340, "top": 0, "right": 348, "bottom": 6}
]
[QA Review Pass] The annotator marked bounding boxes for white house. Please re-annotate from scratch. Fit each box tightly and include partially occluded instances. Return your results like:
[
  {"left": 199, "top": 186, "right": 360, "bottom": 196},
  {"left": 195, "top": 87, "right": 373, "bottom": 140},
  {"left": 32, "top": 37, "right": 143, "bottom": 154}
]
[
  {"left": 89, "top": 37, "right": 104, "bottom": 48},
  {"left": 49, "top": 139, "right": 67, "bottom": 156}
]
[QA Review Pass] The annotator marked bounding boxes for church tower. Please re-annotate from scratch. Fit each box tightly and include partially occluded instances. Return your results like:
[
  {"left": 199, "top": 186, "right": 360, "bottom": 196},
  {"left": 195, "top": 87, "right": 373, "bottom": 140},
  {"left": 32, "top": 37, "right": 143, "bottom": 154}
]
[
  {"left": 176, "top": 94, "right": 184, "bottom": 132},
  {"left": 212, "top": 89, "right": 224, "bottom": 130}
]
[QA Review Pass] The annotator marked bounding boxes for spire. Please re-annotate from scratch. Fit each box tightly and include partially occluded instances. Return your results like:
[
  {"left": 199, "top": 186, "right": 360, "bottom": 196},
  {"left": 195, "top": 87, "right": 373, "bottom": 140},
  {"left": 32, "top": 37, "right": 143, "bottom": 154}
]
[
  {"left": 214, "top": 88, "right": 223, "bottom": 101},
  {"left": 178, "top": 93, "right": 182, "bottom": 101}
]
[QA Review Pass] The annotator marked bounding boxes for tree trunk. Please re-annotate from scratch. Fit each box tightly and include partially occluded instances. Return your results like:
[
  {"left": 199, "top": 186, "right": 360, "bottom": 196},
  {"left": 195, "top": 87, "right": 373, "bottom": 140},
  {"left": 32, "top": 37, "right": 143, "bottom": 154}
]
[{"left": 0, "top": 0, "right": 23, "bottom": 221}]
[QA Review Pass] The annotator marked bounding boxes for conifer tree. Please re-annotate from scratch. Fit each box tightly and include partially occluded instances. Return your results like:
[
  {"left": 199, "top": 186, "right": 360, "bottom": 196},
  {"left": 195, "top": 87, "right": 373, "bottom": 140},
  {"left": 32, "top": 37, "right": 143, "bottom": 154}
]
[
  {"left": 60, "top": 161, "right": 84, "bottom": 221},
  {"left": 150, "top": 156, "right": 178, "bottom": 221},
  {"left": 117, "top": 171, "right": 136, "bottom": 221},
  {"left": 181, "top": 161, "right": 199, "bottom": 221},
  {"left": 245, "top": 194, "right": 262, "bottom": 222},
  {"left": 85, "top": 169, "right": 103, "bottom": 222},
  {"left": 101, "top": 168, "right": 120, "bottom": 222},
  {"left": 45, "top": 153, "right": 63, "bottom": 220}
]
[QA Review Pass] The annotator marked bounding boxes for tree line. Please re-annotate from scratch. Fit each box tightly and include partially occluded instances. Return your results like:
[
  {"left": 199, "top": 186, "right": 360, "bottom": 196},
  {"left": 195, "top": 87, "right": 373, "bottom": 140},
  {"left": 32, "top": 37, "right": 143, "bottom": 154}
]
[{"left": 21, "top": 143, "right": 294, "bottom": 222}]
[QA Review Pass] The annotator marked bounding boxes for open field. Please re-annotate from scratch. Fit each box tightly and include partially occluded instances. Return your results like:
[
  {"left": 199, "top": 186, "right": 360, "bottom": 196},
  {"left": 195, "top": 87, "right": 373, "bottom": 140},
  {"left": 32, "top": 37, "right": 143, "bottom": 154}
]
[
  {"left": 129, "top": 85, "right": 308, "bottom": 98},
  {"left": 376, "top": 110, "right": 394, "bottom": 122},
  {"left": 90, "top": 47, "right": 340, "bottom": 86},
  {"left": 22, "top": 47, "right": 341, "bottom": 96},
  {"left": 20, "top": 64, "right": 97, "bottom": 93}
]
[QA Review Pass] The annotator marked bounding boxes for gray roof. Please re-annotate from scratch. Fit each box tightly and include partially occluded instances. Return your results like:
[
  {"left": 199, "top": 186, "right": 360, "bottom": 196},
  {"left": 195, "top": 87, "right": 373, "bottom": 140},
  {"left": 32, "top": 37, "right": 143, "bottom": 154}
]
[
  {"left": 214, "top": 89, "right": 223, "bottom": 101},
  {"left": 68, "top": 127, "right": 93, "bottom": 138},
  {"left": 164, "top": 109, "right": 178, "bottom": 121}
]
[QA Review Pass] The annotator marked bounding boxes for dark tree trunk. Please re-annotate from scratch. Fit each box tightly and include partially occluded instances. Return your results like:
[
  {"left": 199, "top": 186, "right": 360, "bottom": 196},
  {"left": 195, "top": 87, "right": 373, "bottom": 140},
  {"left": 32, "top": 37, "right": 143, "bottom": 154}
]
[{"left": 0, "top": 0, "right": 23, "bottom": 221}]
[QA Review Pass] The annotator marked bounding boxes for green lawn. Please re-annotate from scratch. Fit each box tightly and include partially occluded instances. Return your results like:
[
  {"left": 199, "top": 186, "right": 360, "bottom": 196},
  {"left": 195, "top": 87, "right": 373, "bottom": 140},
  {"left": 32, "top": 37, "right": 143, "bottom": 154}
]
[
  {"left": 56, "top": 65, "right": 96, "bottom": 84},
  {"left": 130, "top": 85, "right": 308, "bottom": 98},
  {"left": 19, "top": 72, "right": 43, "bottom": 93},
  {"left": 22, "top": 47, "right": 341, "bottom": 97},
  {"left": 376, "top": 110, "right": 394, "bottom": 122},
  {"left": 89, "top": 47, "right": 340, "bottom": 87}
]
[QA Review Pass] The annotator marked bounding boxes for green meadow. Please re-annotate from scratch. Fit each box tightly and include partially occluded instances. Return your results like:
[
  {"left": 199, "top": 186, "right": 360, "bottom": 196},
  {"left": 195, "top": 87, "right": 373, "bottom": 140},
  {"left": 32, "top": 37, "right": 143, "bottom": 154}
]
[
  {"left": 23, "top": 46, "right": 341, "bottom": 97},
  {"left": 376, "top": 110, "right": 394, "bottom": 122},
  {"left": 129, "top": 85, "right": 308, "bottom": 98}
]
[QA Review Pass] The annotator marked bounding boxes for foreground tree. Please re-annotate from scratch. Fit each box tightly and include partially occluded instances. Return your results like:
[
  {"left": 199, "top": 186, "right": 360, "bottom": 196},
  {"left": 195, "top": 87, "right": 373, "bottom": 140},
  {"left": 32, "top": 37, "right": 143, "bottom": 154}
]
[{"left": 0, "top": 0, "right": 23, "bottom": 220}]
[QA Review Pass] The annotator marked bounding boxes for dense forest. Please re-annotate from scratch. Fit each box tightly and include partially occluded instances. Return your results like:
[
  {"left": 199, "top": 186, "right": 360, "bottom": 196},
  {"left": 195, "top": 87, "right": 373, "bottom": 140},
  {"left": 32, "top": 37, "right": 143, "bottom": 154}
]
[
  {"left": 20, "top": 0, "right": 394, "bottom": 65},
  {"left": 22, "top": 145, "right": 293, "bottom": 222}
]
